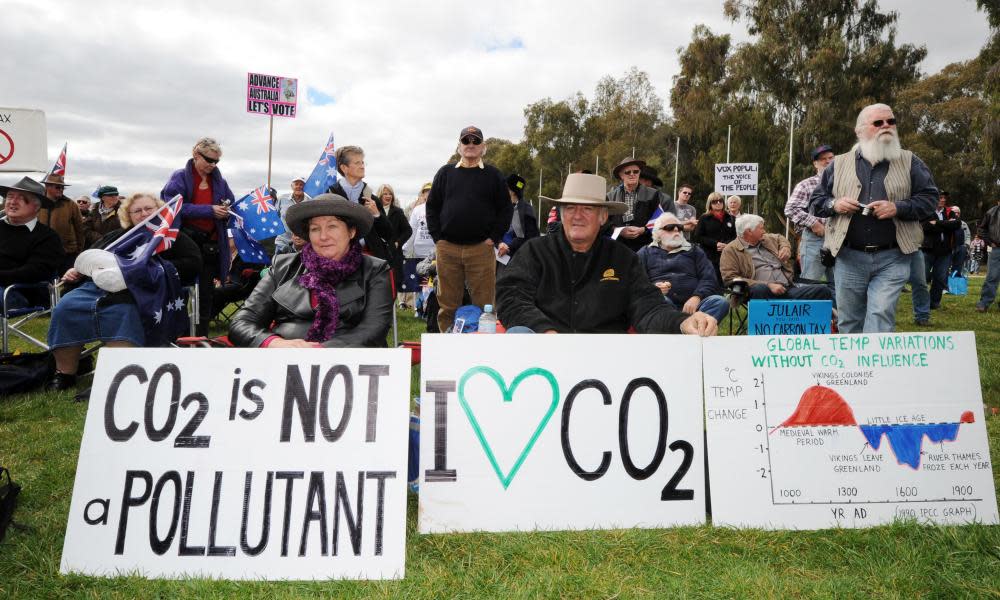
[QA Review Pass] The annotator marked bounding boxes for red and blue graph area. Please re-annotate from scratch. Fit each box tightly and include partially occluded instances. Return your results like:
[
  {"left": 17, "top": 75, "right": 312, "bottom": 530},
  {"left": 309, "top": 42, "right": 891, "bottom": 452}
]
[{"left": 774, "top": 385, "right": 974, "bottom": 469}]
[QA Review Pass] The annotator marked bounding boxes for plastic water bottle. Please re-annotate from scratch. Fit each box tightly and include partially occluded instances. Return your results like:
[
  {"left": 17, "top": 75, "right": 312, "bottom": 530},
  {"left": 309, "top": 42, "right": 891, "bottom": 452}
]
[{"left": 478, "top": 304, "right": 497, "bottom": 333}]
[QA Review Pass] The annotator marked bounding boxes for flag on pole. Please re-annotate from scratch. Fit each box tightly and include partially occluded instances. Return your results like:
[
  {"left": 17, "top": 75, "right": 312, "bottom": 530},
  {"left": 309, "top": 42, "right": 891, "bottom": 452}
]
[
  {"left": 303, "top": 132, "right": 337, "bottom": 198},
  {"left": 231, "top": 185, "right": 285, "bottom": 240},
  {"left": 48, "top": 142, "right": 67, "bottom": 178},
  {"left": 228, "top": 211, "right": 272, "bottom": 265},
  {"left": 105, "top": 194, "right": 189, "bottom": 346},
  {"left": 646, "top": 206, "right": 664, "bottom": 229}
]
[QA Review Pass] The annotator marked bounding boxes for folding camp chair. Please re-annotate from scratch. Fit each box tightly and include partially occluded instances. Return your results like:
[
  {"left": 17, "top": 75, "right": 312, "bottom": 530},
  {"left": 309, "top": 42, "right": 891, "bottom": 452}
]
[{"left": 2, "top": 280, "right": 60, "bottom": 353}]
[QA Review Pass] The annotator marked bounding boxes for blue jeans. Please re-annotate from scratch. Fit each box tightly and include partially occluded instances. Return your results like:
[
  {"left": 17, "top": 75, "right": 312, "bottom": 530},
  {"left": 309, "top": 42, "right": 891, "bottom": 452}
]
[
  {"left": 978, "top": 248, "right": 1000, "bottom": 309},
  {"left": 748, "top": 283, "right": 832, "bottom": 301},
  {"left": 834, "top": 247, "right": 909, "bottom": 334},
  {"left": 923, "top": 250, "right": 951, "bottom": 308},
  {"left": 909, "top": 251, "right": 930, "bottom": 322},
  {"left": 663, "top": 294, "right": 730, "bottom": 322},
  {"left": 800, "top": 230, "right": 835, "bottom": 305}
]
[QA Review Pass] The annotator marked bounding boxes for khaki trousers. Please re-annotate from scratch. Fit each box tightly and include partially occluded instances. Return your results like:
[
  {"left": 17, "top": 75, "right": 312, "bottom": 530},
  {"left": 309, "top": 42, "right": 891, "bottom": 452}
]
[{"left": 435, "top": 239, "right": 496, "bottom": 332}]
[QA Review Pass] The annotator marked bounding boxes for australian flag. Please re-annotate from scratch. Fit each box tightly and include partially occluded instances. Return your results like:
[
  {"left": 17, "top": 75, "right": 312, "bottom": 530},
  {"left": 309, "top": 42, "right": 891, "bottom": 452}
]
[
  {"left": 105, "top": 194, "right": 189, "bottom": 346},
  {"left": 232, "top": 185, "right": 285, "bottom": 241},
  {"left": 49, "top": 142, "right": 67, "bottom": 177},
  {"left": 303, "top": 132, "right": 337, "bottom": 197},
  {"left": 229, "top": 212, "right": 271, "bottom": 265}
]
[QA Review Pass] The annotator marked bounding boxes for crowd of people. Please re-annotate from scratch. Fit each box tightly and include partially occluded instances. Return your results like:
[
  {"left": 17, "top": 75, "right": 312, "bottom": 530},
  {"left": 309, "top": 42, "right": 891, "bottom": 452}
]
[{"left": 1, "top": 102, "right": 997, "bottom": 394}]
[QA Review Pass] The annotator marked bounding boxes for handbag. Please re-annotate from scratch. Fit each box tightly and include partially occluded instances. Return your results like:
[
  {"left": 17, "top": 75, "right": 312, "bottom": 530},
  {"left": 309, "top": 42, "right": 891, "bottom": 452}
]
[{"left": 947, "top": 271, "right": 968, "bottom": 296}]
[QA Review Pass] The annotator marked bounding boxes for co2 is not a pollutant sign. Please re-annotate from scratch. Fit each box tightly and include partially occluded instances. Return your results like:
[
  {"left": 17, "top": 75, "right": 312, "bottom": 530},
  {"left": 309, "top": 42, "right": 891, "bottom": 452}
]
[
  {"left": 419, "top": 335, "right": 706, "bottom": 533},
  {"left": 61, "top": 348, "right": 411, "bottom": 580}
]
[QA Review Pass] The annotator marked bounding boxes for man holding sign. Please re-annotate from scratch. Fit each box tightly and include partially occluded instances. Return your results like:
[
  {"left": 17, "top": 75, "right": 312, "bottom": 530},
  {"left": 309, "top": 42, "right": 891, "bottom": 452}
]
[{"left": 496, "top": 173, "right": 716, "bottom": 336}]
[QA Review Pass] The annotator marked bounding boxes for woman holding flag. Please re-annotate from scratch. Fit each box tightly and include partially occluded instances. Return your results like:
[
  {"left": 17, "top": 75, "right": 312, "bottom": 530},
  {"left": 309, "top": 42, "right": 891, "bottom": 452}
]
[
  {"left": 229, "top": 194, "right": 392, "bottom": 348},
  {"left": 46, "top": 193, "right": 201, "bottom": 391}
]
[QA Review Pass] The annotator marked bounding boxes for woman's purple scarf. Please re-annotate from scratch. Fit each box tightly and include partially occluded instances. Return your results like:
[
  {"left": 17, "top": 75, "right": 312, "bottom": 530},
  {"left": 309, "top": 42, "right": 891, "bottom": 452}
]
[{"left": 298, "top": 241, "right": 363, "bottom": 342}]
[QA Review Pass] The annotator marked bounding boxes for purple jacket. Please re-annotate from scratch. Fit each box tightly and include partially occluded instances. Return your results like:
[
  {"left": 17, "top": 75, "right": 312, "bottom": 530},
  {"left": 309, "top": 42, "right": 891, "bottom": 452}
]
[{"left": 161, "top": 158, "right": 236, "bottom": 280}]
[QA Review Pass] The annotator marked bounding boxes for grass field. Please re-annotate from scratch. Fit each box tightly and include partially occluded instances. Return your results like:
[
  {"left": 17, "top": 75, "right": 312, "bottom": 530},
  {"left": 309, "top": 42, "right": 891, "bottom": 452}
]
[{"left": 1, "top": 278, "right": 999, "bottom": 598}]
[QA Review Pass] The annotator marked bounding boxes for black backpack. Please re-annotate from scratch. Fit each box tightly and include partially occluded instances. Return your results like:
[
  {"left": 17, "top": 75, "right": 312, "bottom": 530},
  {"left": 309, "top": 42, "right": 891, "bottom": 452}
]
[{"left": 0, "top": 351, "right": 55, "bottom": 397}]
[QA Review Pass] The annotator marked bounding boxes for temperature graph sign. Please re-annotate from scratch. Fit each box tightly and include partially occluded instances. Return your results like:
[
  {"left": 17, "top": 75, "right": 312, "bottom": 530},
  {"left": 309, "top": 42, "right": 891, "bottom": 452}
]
[{"left": 703, "top": 332, "right": 997, "bottom": 529}]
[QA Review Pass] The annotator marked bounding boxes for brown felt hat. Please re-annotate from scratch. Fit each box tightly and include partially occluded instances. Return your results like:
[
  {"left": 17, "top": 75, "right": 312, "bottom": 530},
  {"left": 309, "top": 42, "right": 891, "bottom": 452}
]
[
  {"left": 612, "top": 157, "right": 646, "bottom": 180},
  {"left": 285, "top": 193, "right": 374, "bottom": 238}
]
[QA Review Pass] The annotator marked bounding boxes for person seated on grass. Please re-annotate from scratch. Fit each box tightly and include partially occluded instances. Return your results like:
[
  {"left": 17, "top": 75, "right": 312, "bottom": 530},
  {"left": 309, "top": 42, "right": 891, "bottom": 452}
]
[
  {"left": 229, "top": 194, "right": 393, "bottom": 348},
  {"left": 638, "top": 212, "right": 729, "bottom": 322},
  {"left": 720, "top": 214, "right": 833, "bottom": 302},
  {"left": 47, "top": 193, "right": 201, "bottom": 391},
  {"left": 496, "top": 173, "right": 717, "bottom": 336},
  {"left": 0, "top": 177, "right": 65, "bottom": 309}
]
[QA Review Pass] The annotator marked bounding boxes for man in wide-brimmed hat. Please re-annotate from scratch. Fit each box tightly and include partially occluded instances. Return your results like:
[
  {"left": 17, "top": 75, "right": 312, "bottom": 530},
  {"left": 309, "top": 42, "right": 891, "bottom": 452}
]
[
  {"left": 496, "top": 173, "right": 716, "bottom": 336},
  {"left": 607, "top": 157, "right": 676, "bottom": 252},
  {"left": 40, "top": 172, "right": 85, "bottom": 269},
  {"left": 0, "top": 177, "right": 66, "bottom": 308}
]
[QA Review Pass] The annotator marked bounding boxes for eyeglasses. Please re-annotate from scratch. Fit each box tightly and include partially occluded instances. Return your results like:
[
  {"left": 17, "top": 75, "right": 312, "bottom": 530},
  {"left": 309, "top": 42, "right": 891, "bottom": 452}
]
[
  {"left": 710, "top": 199, "right": 724, "bottom": 204},
  {"left": 660, "top": 224, "right": 684, "bottom": 232},
  {"left": 460, "top": 137, "right": 482, "bottom": 145},
  {"left": 198, "top": 151, "right": 220, "bottom": 164},
  {"left": 621, "top": 169, "right": 641, "bottom": 176},
  {"left": 871, "top": 118, "right": 896, "bottom": 127},
  {"left": 129, "top": 205, "right": 157, "bottom": 216}
]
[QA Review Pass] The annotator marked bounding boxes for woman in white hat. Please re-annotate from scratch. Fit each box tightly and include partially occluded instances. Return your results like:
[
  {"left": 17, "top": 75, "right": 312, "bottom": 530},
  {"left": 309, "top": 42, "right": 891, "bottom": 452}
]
[{"left": 229, "top": 194, "right": 393, "bottom": 348}]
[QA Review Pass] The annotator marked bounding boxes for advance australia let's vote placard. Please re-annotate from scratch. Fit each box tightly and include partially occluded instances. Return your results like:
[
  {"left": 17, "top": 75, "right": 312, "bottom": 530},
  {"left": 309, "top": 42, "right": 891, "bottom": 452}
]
[
  {"left": 419, "top": 335, "right": 705, "bottom": 533},
  {"left": 61, "top": 348, "right": 411, "bottom": 580}
]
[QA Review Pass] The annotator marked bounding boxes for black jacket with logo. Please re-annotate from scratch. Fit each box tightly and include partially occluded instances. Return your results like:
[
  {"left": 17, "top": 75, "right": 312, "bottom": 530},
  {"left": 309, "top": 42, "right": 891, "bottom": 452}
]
[{"left": 496, "top": 228, "right": 687, "bottom": 333}]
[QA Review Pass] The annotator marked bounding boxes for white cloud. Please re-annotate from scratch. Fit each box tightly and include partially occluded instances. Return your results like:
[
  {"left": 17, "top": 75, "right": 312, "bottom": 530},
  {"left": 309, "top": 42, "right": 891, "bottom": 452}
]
[{"left": 1, "top": 0, "right": 989, "bottom": 202}]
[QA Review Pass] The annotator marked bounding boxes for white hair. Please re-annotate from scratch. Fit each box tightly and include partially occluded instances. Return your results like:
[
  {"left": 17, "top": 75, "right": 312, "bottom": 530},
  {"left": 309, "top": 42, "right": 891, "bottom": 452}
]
[
  {"left": 735, "top": 213, "right": 764, "bottom": 238},
  {"left": 855, "top": 103, "right": 893, "bottom": 134},
  {"left": 651, "top": 212, "right": 680, "bottom": 245}
]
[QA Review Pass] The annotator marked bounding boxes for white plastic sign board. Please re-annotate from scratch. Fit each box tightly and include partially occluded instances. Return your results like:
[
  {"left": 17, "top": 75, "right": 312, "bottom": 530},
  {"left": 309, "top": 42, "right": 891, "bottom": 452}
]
[
  {"left": 703, "top": 332, "right": 998, "bottom": 529},
  {"left": 0, "top": 107, "right": 47, "bottom": 172},
  {"left": 61, "top": 348, "right": 411, "bottom": 580},
  {"left": 714, "top": 162, "right": 758, "bottom": 195},
  {"left": 419, "top": 334, "right": 706, "bottom": 533},
  {"left": 246, "top": 72, "right": 297, "bottom": 118}
]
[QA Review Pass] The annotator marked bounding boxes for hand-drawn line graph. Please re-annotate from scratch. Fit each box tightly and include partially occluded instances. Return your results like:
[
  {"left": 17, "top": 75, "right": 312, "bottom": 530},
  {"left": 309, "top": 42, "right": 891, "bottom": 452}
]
[{"left": 754, "top": 374, "right": 983, "bottom": 506}]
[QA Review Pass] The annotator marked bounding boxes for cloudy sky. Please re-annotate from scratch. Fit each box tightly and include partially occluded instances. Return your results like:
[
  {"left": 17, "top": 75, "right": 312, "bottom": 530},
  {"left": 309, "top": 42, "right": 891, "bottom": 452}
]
[{"left": 2, "top": 0, "right": 991, "bottom": 204}]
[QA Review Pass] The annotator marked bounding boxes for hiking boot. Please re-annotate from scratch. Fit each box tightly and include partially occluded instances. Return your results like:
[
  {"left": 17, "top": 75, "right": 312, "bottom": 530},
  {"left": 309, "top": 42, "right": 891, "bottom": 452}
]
[
  {"left": 976, "top": 305, "right": 988, "bottom": 313},
  {"left": 47, "top": 372, "right": 78, "bottom": 391},
  {"left": 914, "top": 319, "right": 931, "bottom": 326}
]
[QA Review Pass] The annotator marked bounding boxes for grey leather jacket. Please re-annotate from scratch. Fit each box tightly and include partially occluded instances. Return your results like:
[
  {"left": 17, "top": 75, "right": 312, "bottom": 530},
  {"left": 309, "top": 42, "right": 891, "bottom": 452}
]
[{"left": 229, "top": 252, "right": 393, "bottom": 348}]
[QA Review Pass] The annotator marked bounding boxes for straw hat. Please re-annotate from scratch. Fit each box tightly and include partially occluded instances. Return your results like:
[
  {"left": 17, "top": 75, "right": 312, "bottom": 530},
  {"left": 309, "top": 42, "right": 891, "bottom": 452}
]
[{"left": 540, "top": 173, "right": 626, "bottom": 215}]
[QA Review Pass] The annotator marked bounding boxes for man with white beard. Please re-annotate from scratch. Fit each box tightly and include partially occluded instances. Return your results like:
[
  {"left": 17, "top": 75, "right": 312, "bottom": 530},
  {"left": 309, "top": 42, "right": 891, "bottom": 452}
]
[
  {"left": 638, "top": 212, "right": 729, "bottom": 321},
  {"left": 809, "top": 103, "right": 938, "bottom": 333}
]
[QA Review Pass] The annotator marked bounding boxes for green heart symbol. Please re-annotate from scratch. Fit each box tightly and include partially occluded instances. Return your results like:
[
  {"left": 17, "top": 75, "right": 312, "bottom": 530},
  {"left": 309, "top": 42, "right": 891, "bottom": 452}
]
[{"left": 458, "top": 366, "right": 560, "bottom": 489}]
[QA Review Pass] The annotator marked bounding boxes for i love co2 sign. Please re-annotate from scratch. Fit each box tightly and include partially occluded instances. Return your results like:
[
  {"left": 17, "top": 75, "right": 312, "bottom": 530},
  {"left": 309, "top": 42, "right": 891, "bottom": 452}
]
[{"left": 418, "top": 335, "right": 706, "bottom": 533}]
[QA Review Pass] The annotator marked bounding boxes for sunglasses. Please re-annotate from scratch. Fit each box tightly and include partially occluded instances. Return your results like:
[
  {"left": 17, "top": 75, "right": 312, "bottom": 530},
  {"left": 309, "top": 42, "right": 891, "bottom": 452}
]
[
  {"left": 660, "top": 224, "right": 684, "bottom": 232},
  {"left": 711, "top": 199, "right": 724, "bottom": 204},
  {"left": 621, "top": 169, "right": 641, "bottom": 176},
  {"left": 198, "top": 151, "right": 220, "bottom": 164},
  {"left": 872, "top": 118, "right": 897, "bottom": 127},
  {"left": 460, "top": 137, "right": 482, "bottom": 145}
]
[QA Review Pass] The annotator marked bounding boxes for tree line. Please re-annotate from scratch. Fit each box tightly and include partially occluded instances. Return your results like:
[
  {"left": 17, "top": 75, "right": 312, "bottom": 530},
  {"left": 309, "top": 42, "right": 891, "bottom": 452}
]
[{"left": 474, "top": 0, "right": 998, "bottom": 230}]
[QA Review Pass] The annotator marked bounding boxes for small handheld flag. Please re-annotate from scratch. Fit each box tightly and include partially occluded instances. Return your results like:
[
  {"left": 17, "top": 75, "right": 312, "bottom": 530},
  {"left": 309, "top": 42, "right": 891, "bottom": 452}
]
[
  {"left": 303, "top": 132, "right": 337, "bottom": 198},
  {"left": 232, "top": 185, "right": 285, "bottom": 241}
]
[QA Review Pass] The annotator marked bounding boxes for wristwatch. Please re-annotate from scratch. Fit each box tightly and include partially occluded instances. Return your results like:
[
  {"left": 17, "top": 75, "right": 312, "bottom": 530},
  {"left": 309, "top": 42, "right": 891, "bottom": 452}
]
[{"left": 826, "top": 198, "right": 836, "bottom": 214}]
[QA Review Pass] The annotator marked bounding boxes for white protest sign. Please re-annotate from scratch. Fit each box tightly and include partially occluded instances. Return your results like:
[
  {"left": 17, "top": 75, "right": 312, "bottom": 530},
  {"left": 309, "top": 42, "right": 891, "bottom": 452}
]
[
  {"left": 419, "top": 335, "right": 705, "bottom": 533},
  {"left": 246, "top": 72, "right": 298, "bottom": 118},
  {"left": 703, "top": 332, "right": 998, "bottom": 529},
  {"left": 0, "top": 107, "right": 47, "bottom": 172},
  {"left": 61, "top": 348, "right": 411, "bottom": 580},
  {"left": 714, "top": 163, "right": 758, "bottom": 195}
]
